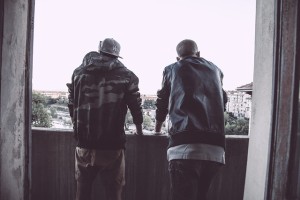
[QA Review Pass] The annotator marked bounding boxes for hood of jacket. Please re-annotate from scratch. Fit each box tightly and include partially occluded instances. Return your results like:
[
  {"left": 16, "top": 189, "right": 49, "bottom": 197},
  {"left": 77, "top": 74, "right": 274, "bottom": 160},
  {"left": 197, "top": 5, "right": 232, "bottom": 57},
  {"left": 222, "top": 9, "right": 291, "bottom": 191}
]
[{"left": 82, "top": 51, "right": 125, "bottom": 72}]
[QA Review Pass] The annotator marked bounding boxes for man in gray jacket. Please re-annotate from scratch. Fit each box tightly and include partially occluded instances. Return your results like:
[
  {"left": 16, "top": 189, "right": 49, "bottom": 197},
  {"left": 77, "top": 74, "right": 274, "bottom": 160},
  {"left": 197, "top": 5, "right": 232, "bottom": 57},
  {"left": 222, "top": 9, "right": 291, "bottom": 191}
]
[
  {"left": 68, "top": 38, "right": 143, "bottom": 200},
  {"left": 155, "top": 39, "right": 227, "bottom": 200}
]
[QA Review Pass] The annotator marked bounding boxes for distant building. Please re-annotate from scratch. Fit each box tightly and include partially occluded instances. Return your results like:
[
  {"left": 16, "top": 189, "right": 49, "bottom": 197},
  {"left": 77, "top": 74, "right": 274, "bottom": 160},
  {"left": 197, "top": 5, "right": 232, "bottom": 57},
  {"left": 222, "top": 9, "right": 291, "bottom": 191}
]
[
  {"left": 141, "top": 94, "right": 157, "bottom": 104},
  {"left": 226, "top": 82, "right": 253, "bottom": 118},
  {"left": 226, "top": 91, "right": 252, "bottom": 118},
  {"left": 236, "top": 82, "right": 253, "bottom": 95}
]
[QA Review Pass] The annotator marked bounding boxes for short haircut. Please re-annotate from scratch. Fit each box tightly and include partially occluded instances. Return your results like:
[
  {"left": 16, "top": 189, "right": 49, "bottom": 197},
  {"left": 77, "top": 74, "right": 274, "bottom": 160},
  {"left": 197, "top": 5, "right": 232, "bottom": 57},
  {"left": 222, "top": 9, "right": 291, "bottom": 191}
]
[{"left": 176, "top": 39, "right": 198, "bottom": 57}]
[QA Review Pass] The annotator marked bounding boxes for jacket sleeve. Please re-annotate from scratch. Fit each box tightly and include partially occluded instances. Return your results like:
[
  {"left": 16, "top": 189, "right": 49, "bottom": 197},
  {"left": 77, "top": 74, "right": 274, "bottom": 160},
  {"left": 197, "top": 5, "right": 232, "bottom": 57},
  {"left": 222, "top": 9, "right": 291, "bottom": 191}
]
[
  {"left": 223, "top": 89, "right": 228, "bottom": 111},
  {"left": 67, "top": 75, "right": 78, "bottom": 140},
  {"left": 66, "top": 75, "right": 74, "bottom": 122},
  {"left": 220, "top": 70, "right": 228, "bottom": 111},
  {"left": 155, "top": 68, "right": 170, "bottom": 122},
  {"left": 125, "top": 72, "right": 143, "bottom": 125}
]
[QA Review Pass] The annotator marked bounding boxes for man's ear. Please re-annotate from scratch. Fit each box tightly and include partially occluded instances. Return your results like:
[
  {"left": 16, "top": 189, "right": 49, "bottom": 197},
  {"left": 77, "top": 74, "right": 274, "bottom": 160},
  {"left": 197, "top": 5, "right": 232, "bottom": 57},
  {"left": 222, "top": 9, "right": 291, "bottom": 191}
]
[
  {"left": 98, "top": 41, "right": 102, "bottom": 53},
  {"left": 176, "top": 57, "right": 180, "bottom": 61},
  {"left": 196, "top": 51, "right": 200, "bottom": 57}
]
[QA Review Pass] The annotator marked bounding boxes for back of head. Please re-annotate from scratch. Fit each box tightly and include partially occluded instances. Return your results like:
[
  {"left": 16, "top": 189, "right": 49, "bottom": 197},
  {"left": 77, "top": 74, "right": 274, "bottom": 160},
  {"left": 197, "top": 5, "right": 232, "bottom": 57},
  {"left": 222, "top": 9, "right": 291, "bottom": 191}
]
[
  {"left": 176, "top": 39, "right": 198, "bottom": 58},
  {"left": 98, "top": 38, "right": 122, "bottom": 59}
]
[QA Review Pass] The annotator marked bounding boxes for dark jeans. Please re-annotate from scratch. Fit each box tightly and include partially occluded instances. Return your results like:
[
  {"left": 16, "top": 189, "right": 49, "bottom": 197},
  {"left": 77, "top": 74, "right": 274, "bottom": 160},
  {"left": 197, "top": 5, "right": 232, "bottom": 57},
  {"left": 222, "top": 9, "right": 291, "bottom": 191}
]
[
  {"left": 76, "top": 176, "right": 122, "bottom": 200},
  {"left": 169, "top": 159, "right": 221, "bottom": 200},
  {"left": 75, "top": 149, "right": 125, "bottom": 200}
]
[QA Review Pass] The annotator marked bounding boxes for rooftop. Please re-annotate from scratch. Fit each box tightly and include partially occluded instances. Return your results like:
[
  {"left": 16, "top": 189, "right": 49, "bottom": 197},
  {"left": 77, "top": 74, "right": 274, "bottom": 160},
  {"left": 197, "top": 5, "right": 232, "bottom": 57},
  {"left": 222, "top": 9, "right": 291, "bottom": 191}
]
[{"left": 236, "top": 82, "right": 253, "bottom": 95}]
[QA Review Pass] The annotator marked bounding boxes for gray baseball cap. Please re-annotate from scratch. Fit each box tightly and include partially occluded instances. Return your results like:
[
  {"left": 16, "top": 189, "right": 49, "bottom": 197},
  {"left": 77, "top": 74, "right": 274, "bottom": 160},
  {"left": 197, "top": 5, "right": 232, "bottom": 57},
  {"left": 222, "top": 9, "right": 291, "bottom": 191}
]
[{"left": 98, "top": 38, "right": 122, "bottom": 58}]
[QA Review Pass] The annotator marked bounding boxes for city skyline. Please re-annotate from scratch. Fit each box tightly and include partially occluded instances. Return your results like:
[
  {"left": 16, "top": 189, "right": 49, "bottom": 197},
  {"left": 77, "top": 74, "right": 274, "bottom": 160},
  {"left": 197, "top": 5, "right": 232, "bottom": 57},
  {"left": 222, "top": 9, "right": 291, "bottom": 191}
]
[{"left": 32, "top": 0, "right": 256, "bottom": 94}]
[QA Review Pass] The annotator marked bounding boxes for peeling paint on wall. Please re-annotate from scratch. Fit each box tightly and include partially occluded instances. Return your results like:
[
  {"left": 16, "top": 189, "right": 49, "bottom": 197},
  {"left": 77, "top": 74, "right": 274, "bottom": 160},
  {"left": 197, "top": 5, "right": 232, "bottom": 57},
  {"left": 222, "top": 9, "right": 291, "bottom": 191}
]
[{"left": 0, "top": 0, "right": 30, "bottom": 200}]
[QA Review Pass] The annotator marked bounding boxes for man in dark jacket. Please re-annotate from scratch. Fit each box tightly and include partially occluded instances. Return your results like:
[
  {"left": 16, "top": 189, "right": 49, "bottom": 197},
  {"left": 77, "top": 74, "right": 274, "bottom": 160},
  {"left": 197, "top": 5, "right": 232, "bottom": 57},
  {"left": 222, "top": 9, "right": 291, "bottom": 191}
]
[
  {"left": 155, "top": 39, "right": 227, "bottom": 200},
  {"left": 67, "top": 38, "right": 143, "bottom": 200}
]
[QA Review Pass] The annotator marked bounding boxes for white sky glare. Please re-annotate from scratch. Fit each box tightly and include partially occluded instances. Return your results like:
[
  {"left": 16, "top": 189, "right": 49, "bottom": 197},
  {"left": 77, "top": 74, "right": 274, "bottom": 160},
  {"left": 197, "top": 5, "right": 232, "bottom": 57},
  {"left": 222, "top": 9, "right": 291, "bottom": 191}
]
[{"left": 33, "top": 0, "right": 256, "bottom": 94}]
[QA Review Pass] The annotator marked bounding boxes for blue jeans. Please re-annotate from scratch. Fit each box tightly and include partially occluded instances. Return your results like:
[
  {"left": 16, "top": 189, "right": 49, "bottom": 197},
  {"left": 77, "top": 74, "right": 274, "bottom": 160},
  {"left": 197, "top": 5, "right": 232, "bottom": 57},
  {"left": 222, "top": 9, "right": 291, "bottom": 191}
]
[{"left": 169, "top": 159, "right": 221, "bottom": 200}]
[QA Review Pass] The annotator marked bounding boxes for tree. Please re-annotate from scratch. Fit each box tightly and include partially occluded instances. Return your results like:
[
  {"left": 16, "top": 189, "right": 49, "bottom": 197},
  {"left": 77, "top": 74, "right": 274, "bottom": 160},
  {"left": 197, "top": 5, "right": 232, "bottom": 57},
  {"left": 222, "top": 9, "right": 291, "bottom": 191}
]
[
  {"left": 32, "top": 92, "right": 52, "bottom": 128},
  {"left": 142, "top": 99, "right": 156, "bottom": 109},
  {"left": 49, "top": 106, "right": 58, "bottom": 118},
  {"left": 45, "top": 97, "right": 57, "bottom": 105},
  {"left": 56, "top": 96, "right": 68, "bottom": 105},
  {"left": 225, "top": 112, "right": 249, "bottom": 135},
  {"left": 125, "top": 111, "right": 133, "bottom": 130},
  {"left": 143, "top": 114, "right": 154, "bottom": 130}
]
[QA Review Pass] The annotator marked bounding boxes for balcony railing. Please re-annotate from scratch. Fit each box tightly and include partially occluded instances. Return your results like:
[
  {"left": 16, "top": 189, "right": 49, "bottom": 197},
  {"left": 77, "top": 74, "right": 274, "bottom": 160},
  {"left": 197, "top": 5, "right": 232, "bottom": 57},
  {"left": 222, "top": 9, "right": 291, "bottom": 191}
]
[{"left": 31, "top": 128, "right": 249, "bottom": 200}]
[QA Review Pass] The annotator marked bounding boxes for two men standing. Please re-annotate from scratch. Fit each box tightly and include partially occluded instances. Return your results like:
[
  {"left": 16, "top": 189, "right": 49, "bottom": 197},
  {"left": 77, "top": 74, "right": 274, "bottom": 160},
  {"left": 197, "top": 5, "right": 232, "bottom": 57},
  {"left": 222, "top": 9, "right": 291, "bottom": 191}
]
[{"left": 68, "top": 38, "right": 227, "bottom": 200}]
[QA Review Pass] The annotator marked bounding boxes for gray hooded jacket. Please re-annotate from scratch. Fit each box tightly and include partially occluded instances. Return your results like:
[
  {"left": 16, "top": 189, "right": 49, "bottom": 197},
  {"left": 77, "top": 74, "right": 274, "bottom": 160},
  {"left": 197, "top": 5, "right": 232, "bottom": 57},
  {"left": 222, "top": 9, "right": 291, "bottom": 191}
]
[{"left": 67, "top": 51, "right": 143, "bottom": 149}]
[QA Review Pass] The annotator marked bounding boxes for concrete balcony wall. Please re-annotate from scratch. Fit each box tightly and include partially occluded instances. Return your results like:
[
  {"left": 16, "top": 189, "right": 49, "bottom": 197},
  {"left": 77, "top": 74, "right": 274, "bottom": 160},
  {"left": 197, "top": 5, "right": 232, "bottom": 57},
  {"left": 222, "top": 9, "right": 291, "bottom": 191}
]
[{"left": 31, "top": 128, "right": 249, "bottom": 200}]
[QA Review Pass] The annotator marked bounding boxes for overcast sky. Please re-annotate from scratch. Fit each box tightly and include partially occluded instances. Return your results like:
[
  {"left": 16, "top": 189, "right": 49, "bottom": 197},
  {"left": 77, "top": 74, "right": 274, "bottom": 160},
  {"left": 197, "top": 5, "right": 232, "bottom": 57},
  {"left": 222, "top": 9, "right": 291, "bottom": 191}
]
[{"left": 33, "top": 0, "right": 256, "bottom": 94}]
